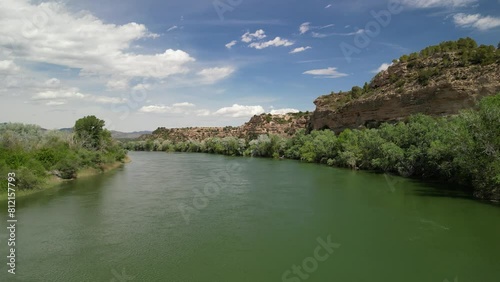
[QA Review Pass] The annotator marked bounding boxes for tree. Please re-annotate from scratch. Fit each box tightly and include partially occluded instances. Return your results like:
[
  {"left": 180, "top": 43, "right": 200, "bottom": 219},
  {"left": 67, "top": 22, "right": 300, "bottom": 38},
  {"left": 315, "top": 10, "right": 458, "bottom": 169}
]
[
  {"left": 73, "top": 116, "right": 109, "bottom": 150},
  {"left": 362, "top": 82, "right": 370, "bottom": 93},
  {"left": 351, "top": 86, "right": 363, "bottom": 99}
]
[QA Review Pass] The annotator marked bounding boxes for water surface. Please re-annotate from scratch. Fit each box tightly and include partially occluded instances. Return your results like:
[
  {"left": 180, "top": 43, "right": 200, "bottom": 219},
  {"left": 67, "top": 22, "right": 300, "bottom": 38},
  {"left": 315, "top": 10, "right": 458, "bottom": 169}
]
[{"left": 1, "top": 151, "right": 499, "bottom": 281}]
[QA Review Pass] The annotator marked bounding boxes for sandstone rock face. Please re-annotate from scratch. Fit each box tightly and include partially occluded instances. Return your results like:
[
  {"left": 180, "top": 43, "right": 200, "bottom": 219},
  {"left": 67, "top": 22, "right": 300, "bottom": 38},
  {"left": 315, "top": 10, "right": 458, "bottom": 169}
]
[
  {"left": 310, "top": 62, "right": 500, "bottom": 133},
  {"left": 144, "top": 113, "right": 310, "bottom": 141},
  {"left": 239, "top": 114, "right": 309, "bottom": 138}
]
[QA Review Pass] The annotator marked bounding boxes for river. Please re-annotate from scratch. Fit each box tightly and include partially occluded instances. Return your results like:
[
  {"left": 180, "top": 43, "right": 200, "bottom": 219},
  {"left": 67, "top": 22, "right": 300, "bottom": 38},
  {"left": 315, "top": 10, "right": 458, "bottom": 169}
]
[{"left": 1, "top": 151, "right": 499, "bottom": 281}]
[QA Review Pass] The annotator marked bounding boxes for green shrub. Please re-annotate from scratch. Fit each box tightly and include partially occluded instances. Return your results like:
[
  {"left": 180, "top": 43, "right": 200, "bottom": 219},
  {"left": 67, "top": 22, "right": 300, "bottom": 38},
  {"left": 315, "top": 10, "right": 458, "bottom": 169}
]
[
  {"left": 55, "top": 155, "right": 79, "bottom": 179},
  {"left": 15, "top": 167, "right": 46, "bottom": 190}
]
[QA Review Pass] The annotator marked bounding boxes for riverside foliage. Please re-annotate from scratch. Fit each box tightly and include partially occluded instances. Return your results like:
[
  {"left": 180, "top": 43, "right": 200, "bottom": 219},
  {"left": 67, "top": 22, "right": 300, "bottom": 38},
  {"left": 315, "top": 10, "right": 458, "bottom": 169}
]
[
  {"left": 0, "top": 116, "right": 127, "bottom": 192},
  {"left": 125, "top": 94, "right": 500, "bottom": 200}
]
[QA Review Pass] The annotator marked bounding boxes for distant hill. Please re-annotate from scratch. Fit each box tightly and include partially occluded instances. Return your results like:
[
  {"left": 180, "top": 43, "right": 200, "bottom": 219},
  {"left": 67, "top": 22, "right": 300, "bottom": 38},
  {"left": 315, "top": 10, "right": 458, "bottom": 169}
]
[
  {"left": 110, "top": 130, "right": 152, "bottom": 140},
  {"left": 1, "top": 123, "right": 151, "bottom": 141}
]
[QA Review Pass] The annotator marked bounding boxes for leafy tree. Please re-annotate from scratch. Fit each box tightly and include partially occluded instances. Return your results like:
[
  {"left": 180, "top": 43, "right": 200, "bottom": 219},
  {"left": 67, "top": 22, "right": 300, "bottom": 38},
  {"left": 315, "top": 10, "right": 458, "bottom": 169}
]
[
  {"left": 74, "top": 116, "right": 109, "bottom": 150},
  {"left": 351, "top": 86, "right": 363, "bottom": 99}
]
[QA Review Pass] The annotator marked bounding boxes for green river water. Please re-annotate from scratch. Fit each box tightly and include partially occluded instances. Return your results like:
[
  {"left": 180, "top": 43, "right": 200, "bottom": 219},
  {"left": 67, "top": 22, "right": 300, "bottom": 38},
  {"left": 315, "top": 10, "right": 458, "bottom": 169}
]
[{"left": 1, "top": 151, "right": 499, "bottom": 281}]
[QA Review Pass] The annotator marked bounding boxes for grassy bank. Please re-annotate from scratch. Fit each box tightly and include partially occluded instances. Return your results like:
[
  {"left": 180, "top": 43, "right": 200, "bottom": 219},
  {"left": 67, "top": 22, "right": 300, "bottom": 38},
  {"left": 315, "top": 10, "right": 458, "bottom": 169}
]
[
  {"left": 0, "top": 116, "right": 128, "bottom": 198},
  {"left": 124, "top": 94, "right": 500, "bottom": 201}
]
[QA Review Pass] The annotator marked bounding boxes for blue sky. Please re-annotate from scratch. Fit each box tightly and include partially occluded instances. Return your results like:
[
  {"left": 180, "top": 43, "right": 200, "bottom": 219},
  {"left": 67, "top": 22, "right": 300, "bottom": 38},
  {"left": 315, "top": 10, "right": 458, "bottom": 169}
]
[{"left": 0, "top": 0, "right": 499, "bottom": 131}]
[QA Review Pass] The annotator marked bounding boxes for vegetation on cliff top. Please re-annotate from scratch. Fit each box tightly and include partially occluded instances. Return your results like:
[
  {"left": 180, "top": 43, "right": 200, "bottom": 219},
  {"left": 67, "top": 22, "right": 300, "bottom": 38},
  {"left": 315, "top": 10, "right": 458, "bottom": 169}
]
[
  {"left": 318, "top": 38, "right": 500, "bottom": 110},
  {"left": 124, "top": 94, "right": 500, "bottom": 201},
  {"left": 0, "top": 116, "right": 127, "bottom": 193}
]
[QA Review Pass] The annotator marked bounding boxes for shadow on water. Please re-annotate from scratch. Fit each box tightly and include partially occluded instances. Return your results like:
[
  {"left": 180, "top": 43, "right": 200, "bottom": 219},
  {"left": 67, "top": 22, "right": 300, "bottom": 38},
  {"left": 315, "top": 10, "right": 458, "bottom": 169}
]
[{"left": 376, "top": 172, "right": 500, "bottom": 207}]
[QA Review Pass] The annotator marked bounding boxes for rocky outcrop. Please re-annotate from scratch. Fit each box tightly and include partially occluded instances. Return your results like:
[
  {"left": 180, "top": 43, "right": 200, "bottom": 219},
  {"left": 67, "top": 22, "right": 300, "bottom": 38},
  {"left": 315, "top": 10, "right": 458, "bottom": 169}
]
[
  {"left": 310, "top": 56, "right": 500, "bottom": 133},
  {"left": 239, "top": 113, "right": 309, "bottom": 139},
  {"left": 143, "top": 113, "right": 311, "bottom": 142}
]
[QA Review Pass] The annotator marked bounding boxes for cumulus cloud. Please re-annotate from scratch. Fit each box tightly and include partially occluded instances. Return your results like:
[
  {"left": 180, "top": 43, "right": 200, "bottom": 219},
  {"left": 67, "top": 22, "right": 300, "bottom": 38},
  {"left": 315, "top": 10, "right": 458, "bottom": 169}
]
[
  {"left": 402, "top": 0, "right": 477, "bottom": 8},
  {"left": 214, "top": 104, "right": 265, "bottom": 118},
  {"left": 106, "top": 78, "right": 130, "bottom": 91},
  {"left": 198, "top": 67, "right": 235, "bottom": 84},
  {"left": 299, "top": 22, "right": 311, "bottom": 34},
  {"left": 139, "top": 102, "right": 199, "bottom": 114},
  {"left": 45, "top": 101, "right": 66, "bottom": 106},
  {"left": 0, "top": 0, "right": 194, "bottom": 80},
  {"left": 172, "top": 102, "right": 195, "bottom": 107},
  {"left": 303, "top": 67, "right": 348, "bottom": 78},
  {"left": 32, "top": 88, "right": 127, "bottom": 104},
  {"left": 0, "top": 60, "right": 20, "bottom": 74},
  {"left": 453, "top": 13, "right": 500, "bottom": 30},
  {"left": 195, "top": 109, "right": 211, "bottom": 116},
  {"left": 139, "top": 105, "right": 170, "bottom": 114},
  {"left": 249, "top": 37, "right": 294, "bottom": 49},
  {"left": 32, "top": 89, "right": 85, "bottom": 100},
  {"left": 270, "top": 108, "right": 300, "bottom": 115},
  {"left": 372, "top": 63, "right": 393, "bottom": 73},
  {"left": 290, "top": 46, "right": 312, "bottom": 54},
  {"left": 132, "top": 83, "right": 152, "bottom": 92},
  {"left": 225, "top": 40, "right": 238, "bottom": 49},
  {"left": 241, "top": 29, "right": 266, "bottom": 43},
  {"left": 44, "top": 78, "right": 61, "bottom": 87}
]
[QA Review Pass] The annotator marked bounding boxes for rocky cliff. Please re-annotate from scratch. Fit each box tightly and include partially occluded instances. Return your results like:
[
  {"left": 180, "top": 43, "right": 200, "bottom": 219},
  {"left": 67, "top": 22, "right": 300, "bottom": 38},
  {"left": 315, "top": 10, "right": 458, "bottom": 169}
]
[
  {"left": 143, "top": 112, "right": 310, "bottom": 142},
  {"left": 309, "top": 39, "right": 500, "bottom": 132}
]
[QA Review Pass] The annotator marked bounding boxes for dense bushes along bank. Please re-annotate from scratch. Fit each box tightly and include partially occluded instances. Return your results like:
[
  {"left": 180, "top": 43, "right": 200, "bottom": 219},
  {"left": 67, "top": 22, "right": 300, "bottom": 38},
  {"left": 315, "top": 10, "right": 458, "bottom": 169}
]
[
  {"left": 125, "top": 94, "right": 500, "bottom": 201},
  {"left": 0, "top": 116, "right": 127, "bottom": 194}
]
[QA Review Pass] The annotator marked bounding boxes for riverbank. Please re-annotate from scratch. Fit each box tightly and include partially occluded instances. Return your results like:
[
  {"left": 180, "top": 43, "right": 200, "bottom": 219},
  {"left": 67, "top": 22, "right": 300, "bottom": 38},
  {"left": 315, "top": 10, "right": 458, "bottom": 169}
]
[{"left": 0, "top": 157, "right": 131, "bottom": 201}]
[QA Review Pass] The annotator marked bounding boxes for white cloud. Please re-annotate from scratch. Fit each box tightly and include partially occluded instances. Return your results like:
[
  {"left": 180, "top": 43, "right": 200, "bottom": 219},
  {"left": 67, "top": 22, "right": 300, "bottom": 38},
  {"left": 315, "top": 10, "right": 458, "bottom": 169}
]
[
  {"left": 33, "top": 89, "right": 85, "bottom": 100},
  {"left": 270, "top": 108, "right": 300, "bottom": 115},
  {"left": 249, "top": 37, "right": 294, "bottom": 49},
  {"left": 106, "top": 78, "right": 129, "bottom": 91},
  {"left": 195, "top": 109, "right": 211, "bottom": 116},
  {"left": 225, "top": 40, "right": 238, "bottom": 49},
  {"left": 92, "top": 96, "right": 128, "bottom": 104},
  {"left": 139, "top": 102, "right": 198, "bottom": 114},
  {"left": 372, "top": 62, "right": 393, "bottom": 73},
  {"left": 299, "top": 22, "right": 311, "bottom": 34},
  {"left": 139, "top": 105, "right": 169, "bottom": 113},
  {"left": 44, "top": 78, "right": 61, "bottom": 87},
  {"left": 214, "top": 104, "right": 265, "bottom": 118},
  {"left": 312, "top": 32, "right": 328, "bottom": 38},
  {"left": 290, "top": 46, "right": 312, "bottom": 54},
  {"left": 319, "top": 24, "right": 335, "bottom": 29},
  {"left": 312, "top": 29, "right": 364, "bottom": 38},
  {"left": 402, "top": 0, "right": 477, "bottom": 8},
  {"left": 453, "top": 13, "right": 500, "bottom": 30},
  {"left": 0, "top": 0, "right": 194, "bottom": 80},
  {"left": 198, "top": 67, "right": 235, "bottom": 84},
  {"left": 241, "top": 29, "right": 266, "bottom": 43},
  {"left": 0, "top": 60, "right": 20, "bottom": 74},
  {"left": 325, "top": 4, "right": 333, "bottom": 9},
  {"left": 167, "top": 25, "right": 178, "bottom": 32},
  {"left": 173, "top": 102, "right": 195, "bottom": 107},
  {"left": 32, "top": 88, "right": 127, "bottom": 105},
  {"left": 45, "top": 101, "right": 66, "bottom": 106},
  {"left": 303, "top": 67, "right": 348, "bottom": 78},
  {"left": 132, "top": 83, "right": 152, "bottom": 92}
]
